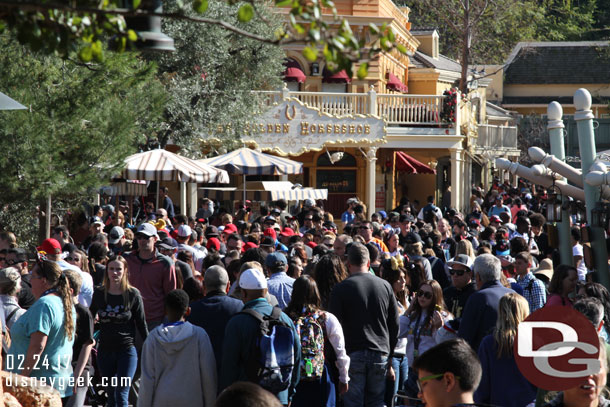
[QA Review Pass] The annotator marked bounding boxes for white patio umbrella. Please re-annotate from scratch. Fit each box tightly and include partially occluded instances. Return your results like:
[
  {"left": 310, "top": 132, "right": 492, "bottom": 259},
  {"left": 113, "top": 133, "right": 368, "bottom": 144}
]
[
  {"left": 198, "top": 148, "right": 303, "bottom": 203},
  {"left": 122, "top": 148, "right": 229, "bottom": 210},
  {"left": 0, "top": 91, "right": 26, "bottom": 110}
]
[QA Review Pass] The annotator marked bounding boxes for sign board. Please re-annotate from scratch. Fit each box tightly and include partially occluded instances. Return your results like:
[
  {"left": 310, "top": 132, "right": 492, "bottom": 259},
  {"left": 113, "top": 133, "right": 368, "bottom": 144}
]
[
  {"left": 242, "top": 98, "right": 385, "bottom": 156},
  {"left": 316, "top": 170, "right": 357, "bottom": 193}
]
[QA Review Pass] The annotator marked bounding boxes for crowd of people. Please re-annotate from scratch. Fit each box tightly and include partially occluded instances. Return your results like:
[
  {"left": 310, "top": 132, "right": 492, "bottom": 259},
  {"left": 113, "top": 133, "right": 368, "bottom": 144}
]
[{"left": 0, "top": 177, "right": 609, "bottom": 407}]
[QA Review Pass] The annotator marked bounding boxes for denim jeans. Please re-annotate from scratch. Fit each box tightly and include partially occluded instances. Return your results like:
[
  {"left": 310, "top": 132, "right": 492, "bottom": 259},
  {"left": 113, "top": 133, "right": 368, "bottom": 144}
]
[
  {"left": 343, "top": 350, "right": 388, "bottom": 407},
  {"left": 384, "top": 355, "right": 408, "bottom": 407},
  {"left": 97, "top": 346, "right": 138, "bottom": 407}
]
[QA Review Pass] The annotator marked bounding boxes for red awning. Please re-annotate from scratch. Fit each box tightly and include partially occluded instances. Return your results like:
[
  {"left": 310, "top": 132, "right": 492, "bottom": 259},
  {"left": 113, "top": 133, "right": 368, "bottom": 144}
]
[
  {"left": 284, "top": 67, "right": 306, "bottom": 83},
  {"left": 395, "top": 151, "right": 436, "bottom": 174},
  {"left": 323, "top": 68, "right": 351, "bottom": 83},
  {"left": 386, "top": 72, "right": 408, "bottom": 93}
]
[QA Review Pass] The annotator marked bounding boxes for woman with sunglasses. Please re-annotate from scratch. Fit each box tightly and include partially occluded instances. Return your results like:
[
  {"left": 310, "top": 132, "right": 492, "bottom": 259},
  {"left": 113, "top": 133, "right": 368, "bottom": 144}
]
[
  {"left": 399, "top": 279, "right": 453, "bottom": 402},
  {"left": 89, "top": 256, "right": 148, "bottom": 407},
  {"left": 474, "top": 293, "right": 536, "bottom": 407},
  {"left": 380, "top": 256, "right": 409, "bottom": 407},
  {"left": 65, "top": 249, "right": 94, "bottom": 307},
  {"left": 7, "top": 260, "right": 76, "bottom": 400}
]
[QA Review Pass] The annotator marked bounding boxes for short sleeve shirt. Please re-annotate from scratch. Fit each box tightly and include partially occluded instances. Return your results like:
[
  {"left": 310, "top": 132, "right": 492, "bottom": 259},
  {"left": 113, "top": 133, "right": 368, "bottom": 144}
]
[{"left": 8, "top": 295, "right": 76, "bottom": 397}]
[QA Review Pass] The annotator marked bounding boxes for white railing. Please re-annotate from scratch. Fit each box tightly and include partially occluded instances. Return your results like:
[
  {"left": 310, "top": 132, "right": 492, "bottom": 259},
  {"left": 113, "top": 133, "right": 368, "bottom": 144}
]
[
  {"left": 376, "top": 94, "right": 444, "bottom": 125},
  {"left": 477, "top": 124, "right": 518, "bottom": 149},
  {"left": 294, "top": 92, "right": 369, "bottom": 116},
  {"left": 258, "top": 90, "right": 450, "bottom": 126}
]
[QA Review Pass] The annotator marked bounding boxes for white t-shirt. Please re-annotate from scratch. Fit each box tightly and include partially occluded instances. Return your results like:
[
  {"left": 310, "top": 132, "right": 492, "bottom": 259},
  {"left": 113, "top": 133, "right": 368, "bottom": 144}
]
[{"left": 573, "top": 243, "right": 587, "bottom": 281}]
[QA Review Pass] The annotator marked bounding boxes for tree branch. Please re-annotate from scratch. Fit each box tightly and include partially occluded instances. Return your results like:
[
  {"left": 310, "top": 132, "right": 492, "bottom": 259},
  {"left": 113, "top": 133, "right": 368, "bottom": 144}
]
[{"left": 0, "top": 0, "right": 281, "bottom": 44}]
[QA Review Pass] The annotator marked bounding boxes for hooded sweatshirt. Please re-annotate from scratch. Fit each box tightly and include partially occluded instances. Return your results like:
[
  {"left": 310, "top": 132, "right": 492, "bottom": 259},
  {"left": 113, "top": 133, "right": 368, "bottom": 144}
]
[{"left": 138, "top": 321, "right": 217, "bottom": 407}]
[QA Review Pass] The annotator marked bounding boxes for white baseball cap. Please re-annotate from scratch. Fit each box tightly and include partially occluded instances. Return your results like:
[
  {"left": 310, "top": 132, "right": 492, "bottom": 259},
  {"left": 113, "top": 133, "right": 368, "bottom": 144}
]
[
  {"left": 239, "top": 268, "right": 268, "bottom": 290},
  {"left": 177, "top": 225, "right": 192, "bottom": 238}
]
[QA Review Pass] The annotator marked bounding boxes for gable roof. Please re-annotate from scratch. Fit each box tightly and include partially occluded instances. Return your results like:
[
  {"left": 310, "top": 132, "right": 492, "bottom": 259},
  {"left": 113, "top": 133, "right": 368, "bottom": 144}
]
[
  {"left": 411, "top": 51, "right": 462, "bottom": 73},
  {"left": 504, "top": 41, "right": 610, "bottom": 85},
  {"left": 486, "top": 102, "right": 513, "bottom": 119}
]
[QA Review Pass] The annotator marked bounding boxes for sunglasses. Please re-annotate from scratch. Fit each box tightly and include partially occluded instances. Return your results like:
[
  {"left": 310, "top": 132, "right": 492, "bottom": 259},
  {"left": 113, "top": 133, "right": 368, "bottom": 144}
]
[
  {"left": 66, "top": 256, "right": 77, "bottom": 262},
  {"left": 359, "top": 226, "right": 371, "bottom": 230},
  {"left": 448, "top": 268, "right": 468, "bottom": 276},
  {"left": 304, "top": 218, "right": 313, "bottom": 221},
  {"left": 417, "top": 373, "right": 461, "bottom": 391},
  {"left": 417, "top": 290, "right": 433, "bottom": 299}
]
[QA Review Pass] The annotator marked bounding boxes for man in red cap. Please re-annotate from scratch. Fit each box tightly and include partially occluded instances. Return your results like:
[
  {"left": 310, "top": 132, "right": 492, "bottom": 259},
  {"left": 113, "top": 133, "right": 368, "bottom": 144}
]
[
  {"left": 263, "top": 228, "right": 288, "bottom": 253},
  {"left": 278, "top": 227, "right": 295, "bottom": 248}
]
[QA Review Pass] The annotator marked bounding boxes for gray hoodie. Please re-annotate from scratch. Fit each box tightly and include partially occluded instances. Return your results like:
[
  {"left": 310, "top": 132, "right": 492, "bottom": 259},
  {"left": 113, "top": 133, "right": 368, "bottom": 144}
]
[{"left": 138, "top": 321, "right": 217, "bottom": 407}]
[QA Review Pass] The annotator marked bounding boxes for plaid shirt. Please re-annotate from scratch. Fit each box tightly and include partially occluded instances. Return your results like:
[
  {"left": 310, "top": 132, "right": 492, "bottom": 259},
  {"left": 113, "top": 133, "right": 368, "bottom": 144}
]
[{"left": 516, "top": 272, "right": 546, "bottom": 312}]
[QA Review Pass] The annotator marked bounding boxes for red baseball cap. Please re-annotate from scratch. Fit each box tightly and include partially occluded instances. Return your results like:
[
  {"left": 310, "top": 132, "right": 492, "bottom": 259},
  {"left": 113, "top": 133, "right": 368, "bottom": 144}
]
[
  {"left": 243, "top": 241, "right": 259, "bottom": 252},
  {"left": 223, "top": 224, "right": 238, "bottom": 234},
  {"left": 305, "top": 241, "right": 317, "bottom": 249},
  {"left": 263, "top": 228, "right": 277, "bottom": 240},
  {"left": 37, "top": 238, "right": 61, "bottom": 255},
  {"left": 206, "top": 237, "right": 221, "bottom": 251},
  {"left": 280, "top": 227, "right": 295, "bottom": 237}
]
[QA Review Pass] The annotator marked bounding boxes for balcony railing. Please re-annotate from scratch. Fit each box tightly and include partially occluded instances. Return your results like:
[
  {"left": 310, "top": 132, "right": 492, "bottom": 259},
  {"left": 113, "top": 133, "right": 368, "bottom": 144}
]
[
  {"left": 477, "top": 124, "right": 518, "bottom": 149},
  {"left": 258, "top": 90, "right": 450, "bottom": 127}
]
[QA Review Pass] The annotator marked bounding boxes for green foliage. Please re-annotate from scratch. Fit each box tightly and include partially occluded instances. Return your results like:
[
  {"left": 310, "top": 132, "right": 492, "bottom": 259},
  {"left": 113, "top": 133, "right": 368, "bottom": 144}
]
[
  {"left": 0, "top": 0, "right": 407, "bottom": 74},
  {"left": 0, "top": 33, "right": 167, "bottom": 204},
  {"left": 146, "top": 0, "right": 284, "bottom": 156},
  {"left": 534, "top": 0, "right": 597, "bottom": 41}
]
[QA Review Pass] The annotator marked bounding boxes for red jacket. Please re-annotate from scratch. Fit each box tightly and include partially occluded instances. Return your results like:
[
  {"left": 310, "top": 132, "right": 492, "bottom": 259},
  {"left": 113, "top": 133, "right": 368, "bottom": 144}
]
[{"left": 126, "top": 250, "right": 177, "bottom": 323}]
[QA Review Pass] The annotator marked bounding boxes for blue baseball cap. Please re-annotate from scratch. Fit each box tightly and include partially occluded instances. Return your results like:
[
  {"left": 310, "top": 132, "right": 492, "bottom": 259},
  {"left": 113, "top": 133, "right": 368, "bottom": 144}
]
[{"left": 265, "top": 252, "right": 287, "bottom": 267}]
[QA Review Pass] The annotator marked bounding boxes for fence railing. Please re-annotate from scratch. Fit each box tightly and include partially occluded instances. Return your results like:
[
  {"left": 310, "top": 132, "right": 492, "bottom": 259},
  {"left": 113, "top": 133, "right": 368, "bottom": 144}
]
[
  {"left": 257, "top": 90, "right": 450, "bottom": 127},
  {"left": 477, "top": 124, "right": 518, "bottom": 149}
]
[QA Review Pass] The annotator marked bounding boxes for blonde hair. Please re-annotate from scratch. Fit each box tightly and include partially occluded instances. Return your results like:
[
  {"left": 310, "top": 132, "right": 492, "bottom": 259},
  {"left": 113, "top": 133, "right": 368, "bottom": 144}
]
[
  {"left": 103, "top": 256, "right": 134, "bottom": 308},
  {"left": 35, "top": 261, "right": 75, "bottom": 341},
  {"left": 494, "top": 293, "right": 529, "bottom": 357},
  {"left": 456, "top": 239, "right": 475, "bottom": 260}
]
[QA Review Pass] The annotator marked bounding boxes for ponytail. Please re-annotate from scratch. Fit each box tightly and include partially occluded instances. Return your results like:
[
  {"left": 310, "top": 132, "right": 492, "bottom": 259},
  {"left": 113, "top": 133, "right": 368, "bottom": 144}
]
[
  {"left": 36, "top": 261, "right": 75, "bottom": 341},
  {"left": 56, "top": 273, "right": 75, "bottom": 341}
]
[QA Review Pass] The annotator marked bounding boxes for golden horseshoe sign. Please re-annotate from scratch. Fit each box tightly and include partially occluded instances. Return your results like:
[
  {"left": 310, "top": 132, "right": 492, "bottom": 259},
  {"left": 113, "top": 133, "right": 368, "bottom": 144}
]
[{"left": 285, "top": 104, "right": 297, "bottom": 121}]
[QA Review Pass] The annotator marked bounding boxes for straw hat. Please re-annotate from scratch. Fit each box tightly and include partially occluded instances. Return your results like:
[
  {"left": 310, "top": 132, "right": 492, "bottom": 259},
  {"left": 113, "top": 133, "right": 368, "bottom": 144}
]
[{"left": 534, "top": 258, "right": 554, "bottom": 281}]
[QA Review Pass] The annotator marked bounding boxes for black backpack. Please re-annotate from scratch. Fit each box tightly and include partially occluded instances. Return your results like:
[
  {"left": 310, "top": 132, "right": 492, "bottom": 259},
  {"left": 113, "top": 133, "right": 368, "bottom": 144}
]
[
  {"left": 423, "top": 204, "right": 437, "bottom": 224},
  {"left": 240, "top": 307, "right": 296, "bottom": 394}
]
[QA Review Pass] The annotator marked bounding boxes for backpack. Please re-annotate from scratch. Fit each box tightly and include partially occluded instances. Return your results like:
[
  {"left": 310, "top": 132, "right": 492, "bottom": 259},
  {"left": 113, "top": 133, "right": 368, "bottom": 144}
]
[
  {"left": 295, "top": 310, "right": 326, "bottom": 380},
  {"left": 2, "top": 307, "right": 19, "bottom": 359},
  {"left": 423, "top": 204, "right": 437, "bottom": 224},
  {"left": 240, "top": 307, "right": 296, "bottom": 394}
]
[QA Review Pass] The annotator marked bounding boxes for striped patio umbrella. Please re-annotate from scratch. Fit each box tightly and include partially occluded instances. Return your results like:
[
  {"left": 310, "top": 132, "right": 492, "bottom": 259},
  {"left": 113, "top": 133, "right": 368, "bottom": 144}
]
[
  {"left": 199, "top": 148, "right": 303, "bottom": 176},
  {"left": 122, "top": 149, "right": 229, "bottom": 183},
  {"left": 199, "top": 148, "right": 303, "bottom": 203}
]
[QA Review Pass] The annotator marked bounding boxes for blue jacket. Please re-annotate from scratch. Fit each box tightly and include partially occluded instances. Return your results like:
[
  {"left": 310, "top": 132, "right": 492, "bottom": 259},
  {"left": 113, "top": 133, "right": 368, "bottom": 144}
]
[
  {"left": 458, "top": 280, "right": 514, "bottom": 350},
  {"left": 187, "top": 291, "right": 244, "bottom": 377},
  {"left": 474, "top": 334, "right": 537, "bottom": 407},
  {"left": 220, "top": 297, "right": 301, "bottom": 405}
]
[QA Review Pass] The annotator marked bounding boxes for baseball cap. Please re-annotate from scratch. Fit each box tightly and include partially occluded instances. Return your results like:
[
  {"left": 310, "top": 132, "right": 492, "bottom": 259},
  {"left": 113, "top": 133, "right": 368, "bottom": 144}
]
[
  {"left": 136, "top": 223, "right": 159, "bottom": 238},
  {"left": 243, "top": 242, "right": 259, "bottom": 251},
  {"left": 224, "top": 224, "right": 238, "bottom": 234},
  {"left": 206, "top": 237, "right": 221, "bottom": 251},
  {"left": 280, "top": 227, "right": 296, "bottom": 237},
  {"left": 378, "top": 210, "right": 387, "bottom": 219},
  {"left": 37, "top": 238, "right": 62, "bottom": 255},
  {"left": 447, "top": 254, "right": 473, "bottom": 271},
  {"left": 263, "top": 228, "right": 277, "bottom": 240},
  {"left": 0, "top": 267, "right": 21, "bottom": 285},
  {"left": 400, "top": 213, "right": 415, "bottom": 223},
  {"left": 304, "top": 199, "right": 315, "bottom": 207},
  {"left": 260, "top": 236, "right": 275, "bottom": 247},
  {"left": 205, "top": 225, "right": 219, "bottom": 238},
  {"left": 263, "top": 216, "right": 276, "bottom": 225},
  {"left": 265, "top": 252, "right": 287, "bottom": 267},
  {"left": 404, "top": 232, "right": 423, "bottom": 245},
  {"left": 177, "top": 225, "right": 192, "bottom": 238},
  {"left": 490, "top": 215, "right": 502, "bottom": 224},
  {"left": 239, "top": 268, "right": 268, "bottom": 290},
  {"left": 91, "top": 217, "right": 104, "bottom": 227},
  {"left": 346, "top": 197, "right": 359, "bottom": 205},
  {"left": 108, "top": 226, "right": 125, "bottom": 245}
]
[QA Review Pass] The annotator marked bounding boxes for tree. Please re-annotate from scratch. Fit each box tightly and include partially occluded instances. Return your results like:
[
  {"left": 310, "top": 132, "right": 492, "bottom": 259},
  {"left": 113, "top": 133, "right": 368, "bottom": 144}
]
[
  {"left": 0, "top": 33, "right": 167, "bottom": 241},
  {"left": 146, "top": 0, "right": 285, "bottom": 156},
  {"left": 404, "top": 0, "right": 544, "bottom": 92},
  {"left": 0, "top": 0, "right": 406, "bottom": 78}
]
